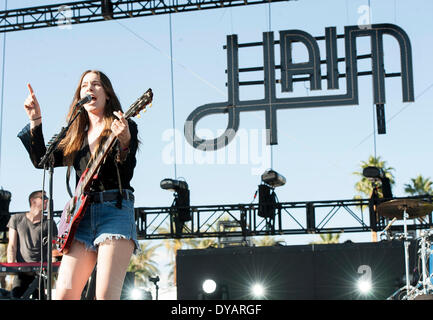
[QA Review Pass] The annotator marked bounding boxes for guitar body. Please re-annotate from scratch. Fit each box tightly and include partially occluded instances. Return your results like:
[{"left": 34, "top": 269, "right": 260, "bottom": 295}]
[
  {"left": 55, "top": 88, "right": 153, "bottom": 254},
  {"left": 57, "top": 169, "right": 91, "bottom": 254}
]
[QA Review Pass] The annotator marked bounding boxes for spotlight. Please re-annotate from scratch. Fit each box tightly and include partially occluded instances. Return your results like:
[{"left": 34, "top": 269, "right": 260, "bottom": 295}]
[
  {"left": 161, "top": 178, "right": 191, "bottom": 236},
  {"left": 258, "top": 170, "right": 284, "bottom": 223},
  {"left": 199, "top": 279, "right": 229, "bottom": 300},
  {"left": 362, "top": 166, "right": 382, "bottom": 179},
  {"left": 357, "top": 279, "right": 372, "bottom": 294},
  {"left": 160, "top": 178, "right": 189, "bottom": 192},
  {"left": 130, "top": 288, "right": 144, "bottom": 300},
  {"left": 251, "top": 283, "right": 265, "bottom": 298},
  {"left": 261, "top": 169, "right": 286, "bottom": 188},
  {"left": 202, "top": 279, "right": 217, "bottom": 294},
  {"left": 129, "top": 288, "right": 152, "bottom": 300},
  {"left": 362, "top": 166, "right": 393, "bottom": 199}
]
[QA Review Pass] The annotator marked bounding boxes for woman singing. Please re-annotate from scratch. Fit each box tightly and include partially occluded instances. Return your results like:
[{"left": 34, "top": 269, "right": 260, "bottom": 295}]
[{"left": 18, "top": 70, "right": 139, "bottom": 300}]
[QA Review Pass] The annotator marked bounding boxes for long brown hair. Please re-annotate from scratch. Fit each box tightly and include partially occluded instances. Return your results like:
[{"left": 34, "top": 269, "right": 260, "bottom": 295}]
[{"left": 59, "top": 70, "right": 123, "bottom": 165}]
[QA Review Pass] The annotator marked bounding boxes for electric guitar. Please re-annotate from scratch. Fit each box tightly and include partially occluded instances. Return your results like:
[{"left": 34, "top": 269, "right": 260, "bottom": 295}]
[{"left": 56, "top": 88, "right": 153, "bottom": 253}]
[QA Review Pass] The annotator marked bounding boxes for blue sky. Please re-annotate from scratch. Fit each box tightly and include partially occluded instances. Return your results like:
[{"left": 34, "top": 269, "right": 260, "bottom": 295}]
[{"left": 0, "top": 0, "right": 432, "bottom": 250}]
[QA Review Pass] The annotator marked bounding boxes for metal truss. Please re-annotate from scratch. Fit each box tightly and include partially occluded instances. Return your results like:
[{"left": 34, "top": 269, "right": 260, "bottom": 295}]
[
  {"left": 132, "top": 195, "right": 433, "bottom": 240},
  {"left": 0, "top": 0, "right": 292, "bottom": 33},
  {"left": 9, "top": 195, "right": 433, "bottom": 240}
]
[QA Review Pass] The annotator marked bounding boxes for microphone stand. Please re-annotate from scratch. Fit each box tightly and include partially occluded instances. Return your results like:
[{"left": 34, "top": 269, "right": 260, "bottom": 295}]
[
  {"left": 149, "top": 276, "right": 160, "bottom": 300},
  {"left": 38, "top": 107, "right": 83, "bottom": 300}
]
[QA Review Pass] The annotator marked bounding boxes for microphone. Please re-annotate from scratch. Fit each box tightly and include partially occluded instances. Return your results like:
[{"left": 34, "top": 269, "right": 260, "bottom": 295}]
[
  {"left": 149, "top": 276, "right": 160, "bottom": 284},
  {"left": 76, "top": 94, "right": 92, "bottom": 107},
  {"left": 67, "top": 94, "right": 92, "bottom": 124}
]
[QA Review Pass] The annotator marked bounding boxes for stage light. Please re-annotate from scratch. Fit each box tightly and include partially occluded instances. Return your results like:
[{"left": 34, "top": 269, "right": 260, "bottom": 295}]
[
  {"left": 199, "top": 279, "right": 229, "bottom": 300},
  {"left": 130, "top": 288, "right": 144, "bottom": 300},
  {"left": 258, "top": 170, "right": 284, "bottom": 221},
  {"left": 129, "top": 288, "right": 152, "bottom": 300},
  {"left": 362, "top": 166, "right": 382, "bottom": 179},
  {"left": 362, "top": 166, "right": 393, "bottom": 199},
  {"left": 261, "top": 169, "right": 286, "bottom": 188},
  {"left": 161, "top": 178, "right": 191, "bottom": 236},
  {"left": 357, "top": 279, "right": 372, "bottom": 294},
  {"left": 202, "top": 279, "right": 217, "bottom": 294},
  {"left": 251, "top": 283, "right": 265, "bottom": 298},
  {"left": 160, "top": 178, "right": 189, "bottom": 192}
]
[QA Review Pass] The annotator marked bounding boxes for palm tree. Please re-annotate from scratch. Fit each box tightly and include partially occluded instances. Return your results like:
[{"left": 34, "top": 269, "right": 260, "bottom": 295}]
[
  {"left": 0, "top": 243, "right": 6, "bottom": 262},
  {"left": 309, "top": 233, "right": 341, "bottom": 244},
  {"left": 353, "top": 156, "right": 396, "bottom": 242},
  {"left": 0, "top": 243, "right": 6, "bottom": 289},
  {"left": 404, "top": 175, "right": 433, "bottom": 228},
  {"left": 127, "top": 241, "right": 161, "bottom": 287},
  {"left": 253, "top": 235, "right": 282, "bottom": 246},
  {"left": 159, "top": 223, "right": 201, "bottom": 286},
  {"left": 353, "top": 155, "right": 395, "bottom": 199},
  {"left": 160, "top": 215, "right": 247, "bottom": 286},
  {"left": 196, "top": 237, "right": 218, "bottom": 249},
  {"left": 404, "top": 174, "right": 433, "bottom": 196}
]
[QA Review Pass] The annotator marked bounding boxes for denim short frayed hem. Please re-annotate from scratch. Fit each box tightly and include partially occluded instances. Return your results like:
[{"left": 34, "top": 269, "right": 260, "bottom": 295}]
[
  {"left": 94, "top": 233, "right": 140, "bottom": 253},
  {"left": 72, "top": 190, "right": 140, "bottom": 254},
  {"left": 74, "top": 234, "right": 140, "bottom": 254}
]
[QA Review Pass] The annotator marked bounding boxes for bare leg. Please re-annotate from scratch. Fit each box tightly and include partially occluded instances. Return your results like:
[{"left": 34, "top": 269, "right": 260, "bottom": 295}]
[
  {"left": 95, "top": 238, "right": 134, "bottom": 300},
  {"left": 55, "top": 241, "right": 97, "bottom": 300}
]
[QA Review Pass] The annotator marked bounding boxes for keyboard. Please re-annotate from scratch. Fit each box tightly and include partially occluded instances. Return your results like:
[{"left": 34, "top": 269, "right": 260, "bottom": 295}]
[{"left": 0, "top": 262, "right": 61, "bottom": 273}]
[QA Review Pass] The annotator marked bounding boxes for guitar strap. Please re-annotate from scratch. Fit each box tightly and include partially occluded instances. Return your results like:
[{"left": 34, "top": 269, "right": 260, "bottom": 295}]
[
  {"left": 65, "top": 132, "right": 126, "bottom": 208},
  {"left": 114, "top": 141, "right": 124, "bottom": 209},
  {"left": 76, "top": 144, "right": 124, "bottom": 209},
  {"left": 66, "top": 165, "right": 73, "bottom": 198},
  {"left": 114, "top": 159, "right": 123, "bottom": 209}
]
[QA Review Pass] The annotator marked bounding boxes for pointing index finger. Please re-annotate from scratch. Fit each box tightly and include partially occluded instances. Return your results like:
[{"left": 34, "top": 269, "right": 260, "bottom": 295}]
[{"left": 27, "top": 83, "right": 35, "bottom": 96}]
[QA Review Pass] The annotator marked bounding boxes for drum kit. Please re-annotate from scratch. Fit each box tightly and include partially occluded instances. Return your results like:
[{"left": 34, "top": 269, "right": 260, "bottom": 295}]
[{"left": 376, "top": 199, "right": 433, "bottom": 300}]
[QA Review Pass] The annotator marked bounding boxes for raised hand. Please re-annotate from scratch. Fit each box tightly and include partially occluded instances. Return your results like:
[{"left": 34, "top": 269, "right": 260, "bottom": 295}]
[{"left": 24, "top": 83, "right": 42, "bottom": 123}]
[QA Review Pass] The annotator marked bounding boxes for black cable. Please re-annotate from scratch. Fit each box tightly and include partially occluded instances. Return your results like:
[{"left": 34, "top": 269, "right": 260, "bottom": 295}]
[{"left": 38, "top": 168, "right": 47, "bottom": 300}]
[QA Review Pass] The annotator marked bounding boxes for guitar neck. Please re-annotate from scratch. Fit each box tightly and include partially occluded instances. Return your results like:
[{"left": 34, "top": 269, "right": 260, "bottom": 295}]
[{"left": 76, "top": 88, "right": 153, "bottom": 194}]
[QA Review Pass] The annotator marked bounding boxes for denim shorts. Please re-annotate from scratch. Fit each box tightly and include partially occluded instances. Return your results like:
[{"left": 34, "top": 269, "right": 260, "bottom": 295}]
[{"left": 73, "top": 189, "right": 139, "bottom": 253}]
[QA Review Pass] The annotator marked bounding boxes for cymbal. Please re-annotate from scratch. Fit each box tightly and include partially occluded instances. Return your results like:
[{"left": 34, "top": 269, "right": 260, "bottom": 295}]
[{"left": 377, "top": 199, "right": 433, "bottom": 219}]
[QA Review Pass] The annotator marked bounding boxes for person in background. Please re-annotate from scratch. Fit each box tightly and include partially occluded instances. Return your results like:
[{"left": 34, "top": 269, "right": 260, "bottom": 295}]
[{"left": 7, "top": 190, "right": 58, "bottom": 299}]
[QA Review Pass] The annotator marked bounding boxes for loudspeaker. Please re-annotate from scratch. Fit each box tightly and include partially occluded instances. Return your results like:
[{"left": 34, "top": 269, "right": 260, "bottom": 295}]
[
  {"left": 0, "top": 190, "right": 11, "bottom": 234},
  {"left": 258, "top": 184, "right": 276, "bottom": 218},
  {"left": 177, "top": 240, "right": 416, "bottom": 300},
  {"left": 175, "top": 189, "right": 191, "bottom": 222}
]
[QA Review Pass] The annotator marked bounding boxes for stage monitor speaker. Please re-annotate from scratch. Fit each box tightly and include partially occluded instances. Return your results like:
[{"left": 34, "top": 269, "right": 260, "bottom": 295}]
[
  {"left": 176, "top": 240, "right": 416, "bottom": 300},
  {"left": 0, "top": 190, "right": 11, "bottom": 237},
  {"left": 0, "top": 189, "right": 12, "bottom": 243}
]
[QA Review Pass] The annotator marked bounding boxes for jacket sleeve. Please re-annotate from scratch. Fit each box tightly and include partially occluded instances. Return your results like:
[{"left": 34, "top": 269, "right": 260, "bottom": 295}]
[{"left": 17, "top": 123, "right": 65, "bottom": 169}]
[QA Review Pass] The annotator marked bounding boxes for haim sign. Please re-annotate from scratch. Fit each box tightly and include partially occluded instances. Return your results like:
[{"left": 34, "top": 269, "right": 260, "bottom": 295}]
[{"left": 184, "top": 24, "right": 414, "bottom": 150}]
